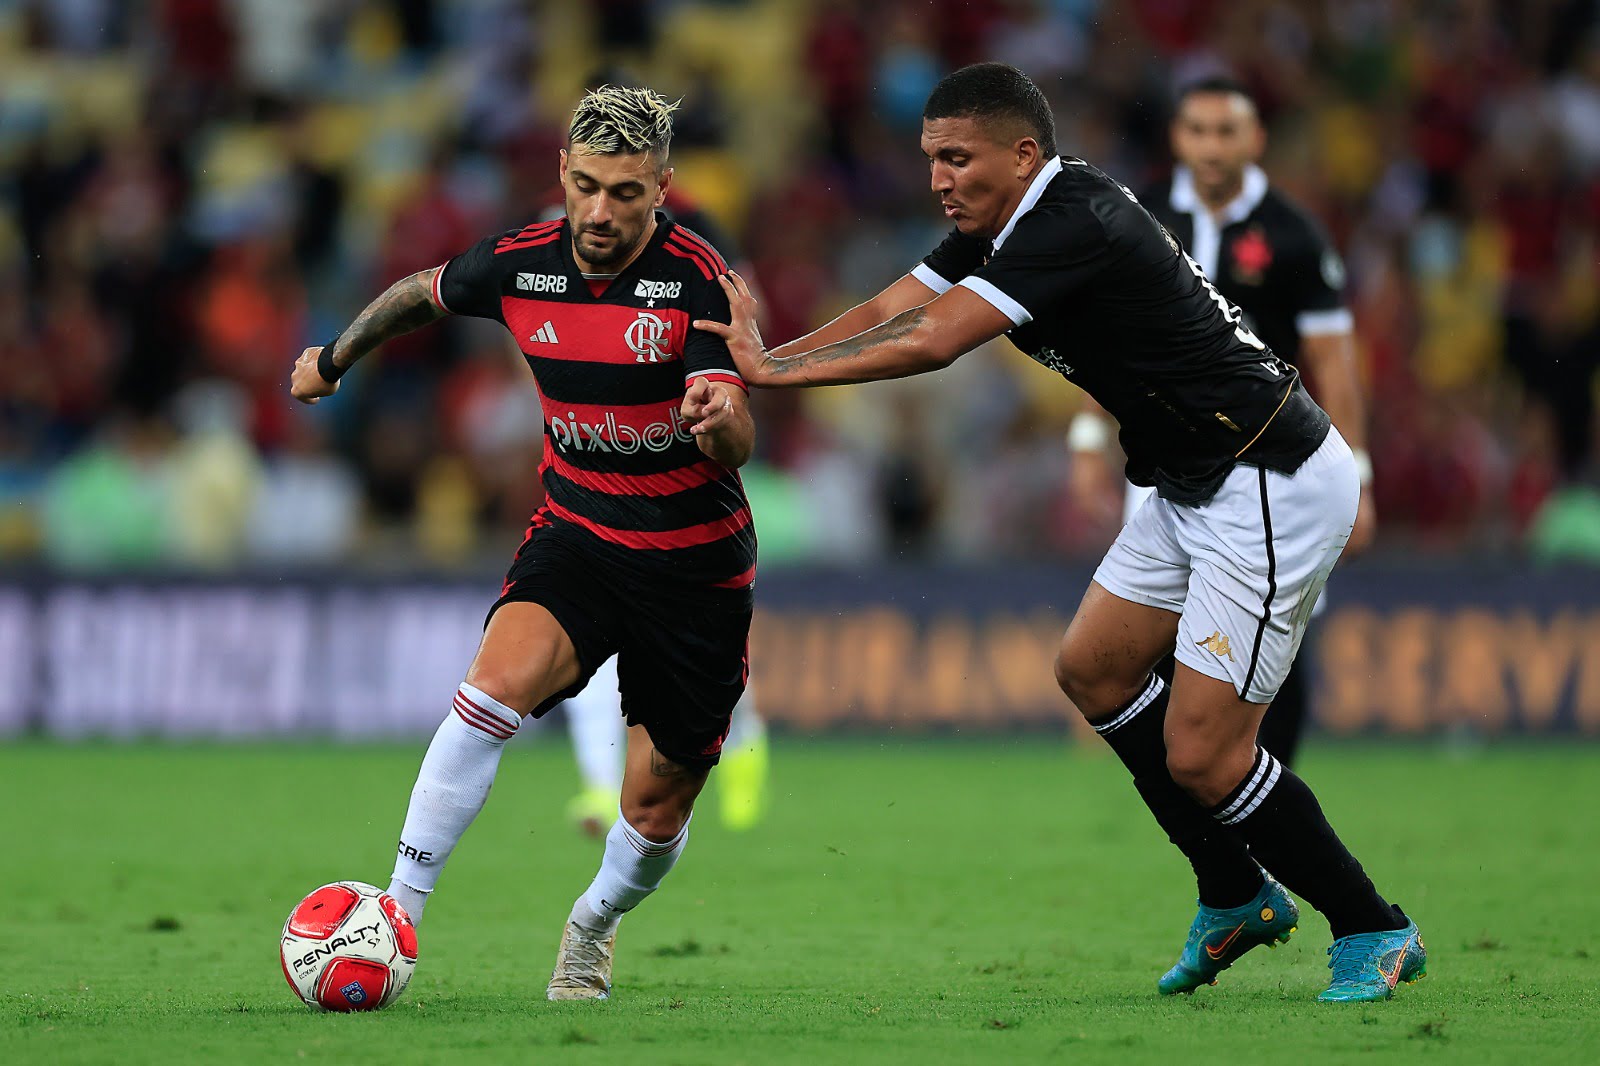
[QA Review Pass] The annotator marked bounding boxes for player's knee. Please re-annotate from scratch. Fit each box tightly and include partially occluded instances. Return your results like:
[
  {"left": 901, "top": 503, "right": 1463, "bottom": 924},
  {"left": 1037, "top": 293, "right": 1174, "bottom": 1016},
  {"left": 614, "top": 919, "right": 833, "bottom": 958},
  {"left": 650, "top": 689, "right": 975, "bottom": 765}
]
[
  {"left": 1054, "top": 644, "right": 1130, "bottom": 719},
  {"left": 1165, "top": 743, "right": 1237, "bottom": 809},
  {"left": 457, "top": 670, "right": 533, "bottom": 717},
  {"left": 1053, "top": 646, "right": 1094, "bottom": 711},
  {"left": 621, "top": 799, "right": 690, "bottom": 844}
]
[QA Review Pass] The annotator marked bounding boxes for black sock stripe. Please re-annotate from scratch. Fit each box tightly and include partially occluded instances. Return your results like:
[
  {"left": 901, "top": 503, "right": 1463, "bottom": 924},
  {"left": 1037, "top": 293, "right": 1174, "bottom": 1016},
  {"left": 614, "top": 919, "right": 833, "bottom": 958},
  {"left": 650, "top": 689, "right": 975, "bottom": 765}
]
[
  {"left": 1221, "top": 753, "right": 1282, "bottom": 825},
  {"left": 1240, "top": 467, "right": 1277, "bottom": 701}
]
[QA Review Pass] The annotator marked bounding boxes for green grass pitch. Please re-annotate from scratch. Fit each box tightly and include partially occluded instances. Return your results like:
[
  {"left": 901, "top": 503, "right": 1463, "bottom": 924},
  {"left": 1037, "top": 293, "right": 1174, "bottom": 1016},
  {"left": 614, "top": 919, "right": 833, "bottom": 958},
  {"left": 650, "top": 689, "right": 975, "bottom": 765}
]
[{"left": 4, "top": 739, "right": 1598, "bottom": 1064}]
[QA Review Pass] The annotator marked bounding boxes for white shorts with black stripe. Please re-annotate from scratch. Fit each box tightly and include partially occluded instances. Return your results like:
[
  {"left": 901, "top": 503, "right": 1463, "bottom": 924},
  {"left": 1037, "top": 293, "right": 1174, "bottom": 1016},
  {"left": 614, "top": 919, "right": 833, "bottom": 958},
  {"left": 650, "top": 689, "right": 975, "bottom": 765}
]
[{"left": 1091, "top": 427, "right": 1359, "bottom": 703}]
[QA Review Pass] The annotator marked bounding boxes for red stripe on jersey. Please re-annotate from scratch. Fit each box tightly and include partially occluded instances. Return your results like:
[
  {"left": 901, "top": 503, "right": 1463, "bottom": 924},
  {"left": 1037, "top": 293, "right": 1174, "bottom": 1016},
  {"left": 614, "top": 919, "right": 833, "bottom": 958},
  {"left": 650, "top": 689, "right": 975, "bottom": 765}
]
[
  {"left": 504, "top": 299, "right": 690, "bottom": 365},
  {"left": 541, "top": 396, "right": 686, "bottom": 426},
  {"left": 670, "top": 229, "right": 728, "bottom": 274},
  {"left": 496, "top": 232, "right": 561, "bottom": 254},
  {"left": 663, "top": 242, "right": 714, "bottom": 280},
  {"left": 689, "top": 372, "right": 748, "bottom": 394},
  {"left": 549, "top": 448, "right": 728, "bottom": 497},
  {"left": 666, "top": 233, "right": 723, "bottom": 279},
  {"left": 712, "top": 563, "right": 756, "bottom": 589},
  {"left": 545, "top": 496, "right": 752, "bottom": 550},
  {"left": 496, "top": 221, "right": 560, "bottom": 250}
]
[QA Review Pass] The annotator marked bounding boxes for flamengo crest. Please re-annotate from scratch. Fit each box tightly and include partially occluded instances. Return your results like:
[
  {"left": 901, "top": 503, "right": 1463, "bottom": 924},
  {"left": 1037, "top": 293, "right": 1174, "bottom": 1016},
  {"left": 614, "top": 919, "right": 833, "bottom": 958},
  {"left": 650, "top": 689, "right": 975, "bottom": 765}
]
[{"left": 625, "top": 310, "right": 673, "bottom": 363}]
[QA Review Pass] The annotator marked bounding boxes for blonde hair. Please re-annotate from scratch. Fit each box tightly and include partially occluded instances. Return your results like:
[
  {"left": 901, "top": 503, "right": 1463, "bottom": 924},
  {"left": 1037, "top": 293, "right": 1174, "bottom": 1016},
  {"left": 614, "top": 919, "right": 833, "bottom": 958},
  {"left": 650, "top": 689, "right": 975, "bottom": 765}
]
[{"left": 568, "top": 85, "right": 679, "bottom": 160}]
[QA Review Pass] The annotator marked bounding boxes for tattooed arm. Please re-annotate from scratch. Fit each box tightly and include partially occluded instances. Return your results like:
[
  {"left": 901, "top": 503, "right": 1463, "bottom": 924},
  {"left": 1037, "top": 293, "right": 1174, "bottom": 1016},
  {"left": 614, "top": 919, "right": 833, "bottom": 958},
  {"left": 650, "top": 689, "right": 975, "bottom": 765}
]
[
  {"left": 290, "top": 267, "right": 447, "bottom": 404},
  {"left": 693, "top": 272, "right": 1014, "bottom": 389}
]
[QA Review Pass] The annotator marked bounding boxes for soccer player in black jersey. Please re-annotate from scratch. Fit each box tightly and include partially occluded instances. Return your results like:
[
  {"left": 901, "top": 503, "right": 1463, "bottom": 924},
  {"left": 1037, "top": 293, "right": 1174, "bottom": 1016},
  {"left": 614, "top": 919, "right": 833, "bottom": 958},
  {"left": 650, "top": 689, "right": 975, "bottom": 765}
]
[
  {"left": 697, "top": 64, "right": 1423, "bottom": 1003},
  {"left": 1069, "top": 76, "right": 1374, "bottom": 769},
  {"left": 291, "top": 86, "right": 757, "bottom": 1001}
]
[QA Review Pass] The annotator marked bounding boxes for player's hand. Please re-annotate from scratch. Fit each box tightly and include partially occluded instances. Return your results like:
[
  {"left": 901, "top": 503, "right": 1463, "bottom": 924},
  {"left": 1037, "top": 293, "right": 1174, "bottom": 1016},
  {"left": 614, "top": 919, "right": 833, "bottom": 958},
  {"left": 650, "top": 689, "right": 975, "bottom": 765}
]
[
  {"left": 290, "top": 347, "right": 340, "bottom": 405},
  {"left": 681, "top": 377, "right": 734, "bottom": 436},
  {"left": 694, "top": 272, "right": 769, "bottom": 384},
  {"left": 1342, "top": 488, "right": 1377, "bottom": 558}
]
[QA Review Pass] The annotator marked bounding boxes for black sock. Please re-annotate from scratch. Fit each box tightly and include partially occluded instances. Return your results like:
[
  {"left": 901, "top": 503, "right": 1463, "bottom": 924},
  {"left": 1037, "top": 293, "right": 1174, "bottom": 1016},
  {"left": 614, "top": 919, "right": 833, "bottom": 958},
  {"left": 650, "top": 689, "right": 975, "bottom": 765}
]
[
  {"left": 1093, "top": 674, "right": 1265, "bottom": 909},
  {"left": 1211, "top": 748, "right": 1407, "bottom": 939}
]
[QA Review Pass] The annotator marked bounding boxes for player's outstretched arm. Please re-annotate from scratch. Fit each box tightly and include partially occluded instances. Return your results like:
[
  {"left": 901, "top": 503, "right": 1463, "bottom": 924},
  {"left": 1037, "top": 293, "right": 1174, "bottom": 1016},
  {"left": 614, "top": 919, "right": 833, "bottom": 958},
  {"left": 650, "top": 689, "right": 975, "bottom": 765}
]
[
  {"left": 680, "top": 377, "right": 754, "bottom": 468},
  {"left": 694, "top": 272, "right": 1011, "bottom": 388},
  {"left": 290, "top": 267, "right": 448, "bottom": 404},
  {"left": 765, "top": 273, "right": 941, "bottom": 361}
]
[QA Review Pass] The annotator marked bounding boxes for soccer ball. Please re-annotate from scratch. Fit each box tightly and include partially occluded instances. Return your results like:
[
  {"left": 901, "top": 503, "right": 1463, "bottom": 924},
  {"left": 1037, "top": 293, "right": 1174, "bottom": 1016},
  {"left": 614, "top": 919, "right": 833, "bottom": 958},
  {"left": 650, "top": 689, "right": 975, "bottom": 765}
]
[{"left": 279, "top": 881, "right": 417, "bottom": 1011}]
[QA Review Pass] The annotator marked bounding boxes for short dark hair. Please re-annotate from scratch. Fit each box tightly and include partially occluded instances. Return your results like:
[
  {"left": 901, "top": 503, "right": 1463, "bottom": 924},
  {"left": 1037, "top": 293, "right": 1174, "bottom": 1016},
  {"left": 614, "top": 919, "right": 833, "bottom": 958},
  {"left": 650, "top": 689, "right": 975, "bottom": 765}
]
[
  {"left": 922, "top": 62, "right": 1057, "bottom": 157},
  {"left": 1174, "top": 75, "right": 1257, "bottom": 112}
]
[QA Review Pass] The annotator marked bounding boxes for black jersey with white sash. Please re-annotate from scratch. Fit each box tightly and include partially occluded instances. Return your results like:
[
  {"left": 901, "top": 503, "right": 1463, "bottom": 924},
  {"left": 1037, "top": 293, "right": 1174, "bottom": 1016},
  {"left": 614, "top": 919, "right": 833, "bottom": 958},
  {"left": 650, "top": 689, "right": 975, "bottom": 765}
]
[{"left": 915, "top": 156, "right": 1330, "bottom": 505}]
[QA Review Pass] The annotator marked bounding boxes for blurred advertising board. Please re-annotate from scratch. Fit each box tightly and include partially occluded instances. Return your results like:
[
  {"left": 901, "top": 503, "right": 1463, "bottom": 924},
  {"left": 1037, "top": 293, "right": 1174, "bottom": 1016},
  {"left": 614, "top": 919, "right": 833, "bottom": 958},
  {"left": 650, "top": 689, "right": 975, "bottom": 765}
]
[{"left": 1, "top": 564, "right": 1597, "bottom": 738}]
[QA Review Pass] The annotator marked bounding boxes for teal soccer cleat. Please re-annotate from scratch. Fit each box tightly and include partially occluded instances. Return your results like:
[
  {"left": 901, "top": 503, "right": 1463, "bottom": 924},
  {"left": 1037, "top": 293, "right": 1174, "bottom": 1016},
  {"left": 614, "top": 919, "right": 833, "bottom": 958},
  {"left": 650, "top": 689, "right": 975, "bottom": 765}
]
[
  {"left": 1318, "top": 916, "right": 1426, "bottom": 1002},
  {"left": 1158, "top": 875, "right": 1299, "bottom": 995}
]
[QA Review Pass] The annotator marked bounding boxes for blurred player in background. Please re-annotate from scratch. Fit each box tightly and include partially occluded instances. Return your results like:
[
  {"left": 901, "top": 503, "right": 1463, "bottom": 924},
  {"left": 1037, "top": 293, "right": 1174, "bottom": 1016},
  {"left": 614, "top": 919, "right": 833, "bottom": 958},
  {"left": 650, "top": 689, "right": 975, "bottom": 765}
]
[
  {"left": 552, "top": 162, "right": 769, "bottom": 837},
  {"left": 291, "top": 86, "right": 758, "bottom": 1001},
  {"left": 1068, "top": 76, "right": 1373, "bottom": 768},
  {"left": 700, "top": 63, "right": 1423, "bottom": 1004},
  {"left": 564, "top": 654, "right": 767, "bottom": 835}
]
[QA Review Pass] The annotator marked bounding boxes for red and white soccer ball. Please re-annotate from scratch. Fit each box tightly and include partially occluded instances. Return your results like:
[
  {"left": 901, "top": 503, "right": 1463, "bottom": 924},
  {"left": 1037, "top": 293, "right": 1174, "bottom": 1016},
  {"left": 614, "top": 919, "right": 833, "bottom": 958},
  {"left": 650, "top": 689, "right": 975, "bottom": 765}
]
[{"left": 279, "top": 881, "right": 418, "bottom": 1011}]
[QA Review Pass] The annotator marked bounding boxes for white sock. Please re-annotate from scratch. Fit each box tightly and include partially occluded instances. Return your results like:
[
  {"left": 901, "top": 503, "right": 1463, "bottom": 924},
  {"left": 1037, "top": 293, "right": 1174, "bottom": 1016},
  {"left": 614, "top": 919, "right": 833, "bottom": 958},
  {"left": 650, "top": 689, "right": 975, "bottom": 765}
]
[
  {"left": 566, "top": 655, "right": 625, "bottom": 794},
  {"left": 388, "top": 682, "right": 520, "bottom": 925},
  {"left": 571, "top": 812, "right": 690, "bottom": 935}
]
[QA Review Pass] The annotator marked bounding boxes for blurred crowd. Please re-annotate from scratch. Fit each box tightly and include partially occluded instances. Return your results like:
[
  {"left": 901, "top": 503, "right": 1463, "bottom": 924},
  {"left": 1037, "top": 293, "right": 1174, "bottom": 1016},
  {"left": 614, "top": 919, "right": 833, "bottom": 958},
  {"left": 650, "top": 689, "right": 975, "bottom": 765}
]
[{"left": 2, "top": 0, "right": 1598, "bottom": 572}]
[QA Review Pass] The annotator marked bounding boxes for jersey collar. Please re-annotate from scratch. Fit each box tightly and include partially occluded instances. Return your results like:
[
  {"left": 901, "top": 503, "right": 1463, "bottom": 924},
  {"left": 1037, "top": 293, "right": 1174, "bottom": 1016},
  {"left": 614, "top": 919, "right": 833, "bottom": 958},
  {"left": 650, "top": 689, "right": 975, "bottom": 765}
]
[
  {"left": 1169, "top": 163, "right": 1268, "bottom": 225},
  {"left": 991, "top": 155, "right": 1065, "bottom": 253}
]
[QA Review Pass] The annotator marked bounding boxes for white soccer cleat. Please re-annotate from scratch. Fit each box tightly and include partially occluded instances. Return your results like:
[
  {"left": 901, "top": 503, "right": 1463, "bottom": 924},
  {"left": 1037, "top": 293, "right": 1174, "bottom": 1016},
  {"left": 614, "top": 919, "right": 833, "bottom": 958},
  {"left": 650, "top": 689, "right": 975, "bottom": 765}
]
[{"left": 546, "top": 919, "right": 615, "bottom": 1000}]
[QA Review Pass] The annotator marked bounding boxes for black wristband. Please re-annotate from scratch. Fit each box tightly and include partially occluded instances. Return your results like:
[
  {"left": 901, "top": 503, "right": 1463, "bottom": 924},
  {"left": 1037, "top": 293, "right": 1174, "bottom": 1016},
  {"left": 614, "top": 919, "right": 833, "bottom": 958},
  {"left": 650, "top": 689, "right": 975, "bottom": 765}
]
[{"left": 316, "top": 339, "right": 347, "bottom": 383}]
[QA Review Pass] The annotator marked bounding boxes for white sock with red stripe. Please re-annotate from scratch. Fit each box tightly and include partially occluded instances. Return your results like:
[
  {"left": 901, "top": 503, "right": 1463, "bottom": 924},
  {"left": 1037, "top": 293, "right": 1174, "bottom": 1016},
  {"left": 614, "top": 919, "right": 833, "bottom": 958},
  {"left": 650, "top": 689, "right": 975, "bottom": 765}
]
[
  {"left": 570, "top": 812, "right": 690, "bottom": 935},
  {"left": 387, "top": 682, "right": 521, "bottom": 925}
]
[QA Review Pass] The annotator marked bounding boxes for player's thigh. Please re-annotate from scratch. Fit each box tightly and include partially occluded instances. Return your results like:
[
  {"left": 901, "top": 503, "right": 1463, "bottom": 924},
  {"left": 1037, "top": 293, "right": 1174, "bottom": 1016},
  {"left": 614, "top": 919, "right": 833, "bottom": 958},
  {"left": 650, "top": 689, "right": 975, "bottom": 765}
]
[
  {"left": 1173, "top": 442, "right": 1356, "bottom": 706},
  {"left": 1065, "top": 493, "right": 1189, "bottom": 700},
  {"left": 620, "top": 724, "right": 709, "bottom": 842},
  {"left": 1056, "top": 580, "right": 1181, "bottom": 714},
  {"left": 477, "top": 525, "right": 626, "bottom": 716},
  {"left": 465, "top": 601, "right": 586, "bottom": 714}
]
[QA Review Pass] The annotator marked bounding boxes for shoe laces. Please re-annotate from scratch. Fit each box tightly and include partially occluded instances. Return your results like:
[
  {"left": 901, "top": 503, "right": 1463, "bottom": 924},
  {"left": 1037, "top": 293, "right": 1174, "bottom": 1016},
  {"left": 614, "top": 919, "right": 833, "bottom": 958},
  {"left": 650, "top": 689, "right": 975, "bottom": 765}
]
[
  {"left": 554, "top": 923, "right": 613, "bottom": 988},
  {"left": 1325, "top": 939, "right": 1367, "bottom": 986}
]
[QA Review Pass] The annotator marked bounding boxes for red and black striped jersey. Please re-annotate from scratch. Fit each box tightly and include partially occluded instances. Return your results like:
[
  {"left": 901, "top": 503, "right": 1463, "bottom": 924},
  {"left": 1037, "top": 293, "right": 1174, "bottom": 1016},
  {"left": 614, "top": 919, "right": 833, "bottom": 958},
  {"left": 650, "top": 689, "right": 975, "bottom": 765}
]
[{"left": 435, "top": 213, "right": 755, "bottom": 589}]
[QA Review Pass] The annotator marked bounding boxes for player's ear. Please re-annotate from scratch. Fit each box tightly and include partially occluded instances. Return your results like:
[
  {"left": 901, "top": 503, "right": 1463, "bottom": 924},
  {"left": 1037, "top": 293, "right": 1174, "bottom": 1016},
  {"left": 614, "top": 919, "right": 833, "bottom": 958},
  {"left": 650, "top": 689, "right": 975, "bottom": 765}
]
[
  {"left": 559, "top": 148, "right": 569, "bottom": 183},
  {"left": 1015, "top": 136, "right": 1040, "bottom": 178},
  {"left": 655, "top": 165, "right": 673, "bottom": 206}
]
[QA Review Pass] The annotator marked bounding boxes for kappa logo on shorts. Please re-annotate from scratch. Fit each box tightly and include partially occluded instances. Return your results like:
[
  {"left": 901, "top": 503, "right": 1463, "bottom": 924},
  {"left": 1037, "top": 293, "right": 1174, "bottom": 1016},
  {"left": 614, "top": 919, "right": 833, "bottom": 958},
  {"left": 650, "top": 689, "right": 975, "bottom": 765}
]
[{"left": 1195, "top": 631, "right": 1236, "bottom": 661}]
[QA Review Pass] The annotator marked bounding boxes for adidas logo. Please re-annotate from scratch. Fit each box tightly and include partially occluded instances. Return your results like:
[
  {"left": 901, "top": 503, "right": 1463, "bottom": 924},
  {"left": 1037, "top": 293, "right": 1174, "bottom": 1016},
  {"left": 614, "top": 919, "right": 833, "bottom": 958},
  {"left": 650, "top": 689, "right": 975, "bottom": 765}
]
[{"left": 529, "top": 321, "right": 560, "bottom": 345}]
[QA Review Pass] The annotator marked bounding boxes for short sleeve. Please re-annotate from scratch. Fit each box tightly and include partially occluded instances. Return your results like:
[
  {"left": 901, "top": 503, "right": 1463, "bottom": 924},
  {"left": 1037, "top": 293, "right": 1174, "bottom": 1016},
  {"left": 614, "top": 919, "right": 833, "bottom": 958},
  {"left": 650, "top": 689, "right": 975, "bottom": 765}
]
[
  {"left": 681, "top": 270, "right": 746, "bottom": 393},
  {"left": 1286, "top": 222, "right": 1352, "bottom": 337},
  {"left": 959, "top": 204, "right": 1109, "bottom": 326},
  {"left": 914, "top": 227, "right": 989, "bottom": 293},
  {"left": 436, "top": 230, "right": 517, "bottom": 321}
]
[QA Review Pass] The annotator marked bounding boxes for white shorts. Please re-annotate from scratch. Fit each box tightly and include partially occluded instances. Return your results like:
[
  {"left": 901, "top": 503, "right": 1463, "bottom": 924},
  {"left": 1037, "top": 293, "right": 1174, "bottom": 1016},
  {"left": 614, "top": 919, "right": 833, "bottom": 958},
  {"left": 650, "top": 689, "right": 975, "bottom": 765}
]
[{"left": 1094, "top": 428, "right": 1359, "bottom": 703}]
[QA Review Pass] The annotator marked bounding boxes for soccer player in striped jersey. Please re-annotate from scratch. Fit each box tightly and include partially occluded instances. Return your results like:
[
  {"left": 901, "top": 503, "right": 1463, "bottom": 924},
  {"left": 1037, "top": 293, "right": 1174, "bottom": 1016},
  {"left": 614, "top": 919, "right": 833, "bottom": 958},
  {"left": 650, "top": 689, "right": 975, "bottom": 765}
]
[
  {"left": 553, "top": 183, "right": 769, "bottom": 837},
  {"left": 291, "top": 85, "right": 757, "bottom": 1001}
]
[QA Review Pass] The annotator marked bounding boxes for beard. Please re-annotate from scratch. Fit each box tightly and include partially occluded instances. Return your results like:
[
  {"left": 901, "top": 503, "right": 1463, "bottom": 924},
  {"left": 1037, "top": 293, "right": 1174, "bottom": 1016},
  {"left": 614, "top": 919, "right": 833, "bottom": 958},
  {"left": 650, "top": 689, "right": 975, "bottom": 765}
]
[{"left": 576, "top": 227, "right": 639, "bottom": 268}]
